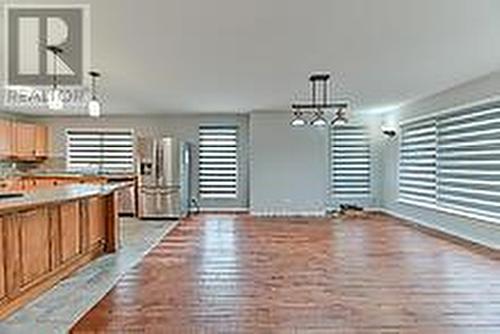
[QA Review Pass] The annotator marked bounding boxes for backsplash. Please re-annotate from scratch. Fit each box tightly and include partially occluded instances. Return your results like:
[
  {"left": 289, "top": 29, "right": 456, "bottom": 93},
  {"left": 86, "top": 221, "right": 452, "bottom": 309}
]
[
  {"left": 0, "top": 162, "right": 15, "bottom": 178},
  {"left": 0, "top": 157, "right": 66, "bottom": 177}
]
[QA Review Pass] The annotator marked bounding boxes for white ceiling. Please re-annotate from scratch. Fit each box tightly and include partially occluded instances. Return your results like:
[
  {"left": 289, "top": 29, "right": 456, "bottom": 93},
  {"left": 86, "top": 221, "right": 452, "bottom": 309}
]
[{"left": 1, "top": 0, "right": 500, "bottom": 115}]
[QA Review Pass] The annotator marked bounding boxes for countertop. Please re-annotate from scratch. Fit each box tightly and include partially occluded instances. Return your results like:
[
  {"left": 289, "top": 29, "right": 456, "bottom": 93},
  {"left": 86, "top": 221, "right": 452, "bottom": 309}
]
[
  {"left": 16, "top": 172, "right": 136, "bottom": 180},
  {"left": 0, "top": 182, "right": 133, "bottom": 213}
]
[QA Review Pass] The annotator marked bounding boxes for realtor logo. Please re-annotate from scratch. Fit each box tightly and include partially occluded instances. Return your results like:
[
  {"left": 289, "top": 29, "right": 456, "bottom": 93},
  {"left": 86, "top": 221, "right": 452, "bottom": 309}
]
[
  {"left": 4, "top": 5, "right": 90, "bottom": 108},
  {"left": 7, "top": 6, "right": 84, "bottom": 86}
]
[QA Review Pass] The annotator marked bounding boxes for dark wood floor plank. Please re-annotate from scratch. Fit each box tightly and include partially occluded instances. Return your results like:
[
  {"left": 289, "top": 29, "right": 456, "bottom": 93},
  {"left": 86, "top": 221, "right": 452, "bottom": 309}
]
[{"left": 72, "top": 214, "right": 500, "bottom": 333}]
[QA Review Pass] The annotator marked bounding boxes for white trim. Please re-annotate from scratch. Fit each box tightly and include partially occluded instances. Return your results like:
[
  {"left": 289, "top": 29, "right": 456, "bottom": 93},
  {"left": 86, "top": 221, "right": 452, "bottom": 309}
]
[
  {"left": 198, "top": 207, "right": 249, "bottom": 213},
  {"left": 250, "top": 210, "right": 326, "bottom": 217},
  {"left": 396, "top": 198, "right": 500, "bottom": 228},
  {"left": 377, "top": 207, "right": 500, "bottom": 251}
]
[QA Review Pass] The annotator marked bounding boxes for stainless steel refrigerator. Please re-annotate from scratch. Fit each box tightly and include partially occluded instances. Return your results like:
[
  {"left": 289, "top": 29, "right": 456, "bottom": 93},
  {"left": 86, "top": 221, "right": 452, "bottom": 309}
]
[{"left": 137, "top": 137, "right": 191, "bottom": 219}]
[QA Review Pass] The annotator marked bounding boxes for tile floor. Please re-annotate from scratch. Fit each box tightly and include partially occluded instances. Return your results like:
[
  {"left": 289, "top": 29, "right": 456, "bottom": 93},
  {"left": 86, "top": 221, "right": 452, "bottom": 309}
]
[{"left": 0, "top": 217, "right": 177, "bottom": 334}]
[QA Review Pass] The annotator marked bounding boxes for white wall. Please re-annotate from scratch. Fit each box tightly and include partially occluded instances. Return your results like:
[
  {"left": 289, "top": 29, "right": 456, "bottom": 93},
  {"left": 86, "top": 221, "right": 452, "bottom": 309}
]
[
  {"left": 249, "top": 111, "right": 329, "bottom": 216},
  {"left": 34, "top": 113, "right": 250, "bottom": 210},
  {"left": 377, "top": 70, "right": 500, "bottom": 249}
]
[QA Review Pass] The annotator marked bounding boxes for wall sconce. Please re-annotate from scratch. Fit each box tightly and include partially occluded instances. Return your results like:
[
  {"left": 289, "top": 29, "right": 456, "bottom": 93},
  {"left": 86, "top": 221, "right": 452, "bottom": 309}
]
[{"left": 381, "top": 125, "right": 397, "bottom": 138}]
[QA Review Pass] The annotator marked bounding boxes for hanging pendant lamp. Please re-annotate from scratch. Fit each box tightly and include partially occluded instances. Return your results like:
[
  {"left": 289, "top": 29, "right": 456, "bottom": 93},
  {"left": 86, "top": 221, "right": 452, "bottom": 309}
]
[
  {"left": 88, "top": 71, "right": 102, "bottom": 117},
  {"left": 46, "top": 46, "right": 64, "bottom": 110}
]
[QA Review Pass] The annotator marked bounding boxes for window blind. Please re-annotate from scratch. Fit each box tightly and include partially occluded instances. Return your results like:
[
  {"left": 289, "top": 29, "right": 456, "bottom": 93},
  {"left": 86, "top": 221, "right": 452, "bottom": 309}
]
[
  {"left": 331, "top": 125, "right": 371, "bottom": 198},
  {"left": 198, "top": 125, "right": 238, "bottom": 199},
  {"left": 437, "top": 105, "right": 500, "bottom": 221},
  {"left": 66, "top": 129, "right": 134, "bottom": 172},
  {"left": 399, "top": 117, "right": 437, "bottom": 207}
]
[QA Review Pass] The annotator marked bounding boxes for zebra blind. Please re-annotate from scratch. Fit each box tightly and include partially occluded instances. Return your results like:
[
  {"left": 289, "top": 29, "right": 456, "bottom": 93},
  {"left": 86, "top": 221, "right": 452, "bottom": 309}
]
[
  {"left": 66, "top": 129, "right": 134, "bottom": 172},
  {"left": 437, "top": 105, "right": 500, "bottom": 221},
  {"left": 198, "top": 125, "right": 238, "bottom": 199},
  {"left": 331, "top": 125, "right": 371, "bottom": 198},
  {"left": 399, "top": 117, "right": 437, "bottom": 207}
]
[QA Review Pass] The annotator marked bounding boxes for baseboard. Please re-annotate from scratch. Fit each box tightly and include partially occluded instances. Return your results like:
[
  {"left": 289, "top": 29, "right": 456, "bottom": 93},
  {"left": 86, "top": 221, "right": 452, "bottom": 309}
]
[
  {"left": 250, "top": 211, "right": 326, "bottom": 217},
  {"left": 198, "top": 207, "right": 249, "bottom": 214},
  {"left": 376, "top": 207, "right": 500, "bottom": 252}
]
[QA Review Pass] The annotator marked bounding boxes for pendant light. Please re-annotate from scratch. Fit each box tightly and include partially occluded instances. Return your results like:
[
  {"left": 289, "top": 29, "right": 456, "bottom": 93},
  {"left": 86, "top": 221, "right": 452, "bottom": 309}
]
[
  {"left": 311, "top": 110, "right": 327, "bottom": 127},
  {"left": 290, "top": 110, "right": 306, "bottom": 127},
  {"left": 88, "top": 71, "right": 101, "bottom": 117},
  {"left": 46, "top": 46, "right": 64, "bottom": 110},
  {"left": 290, "top": 73, "right": 350, "bottom": 127},
  {"left": 331, "top": 107, "right": 348, "bottom": 127}
]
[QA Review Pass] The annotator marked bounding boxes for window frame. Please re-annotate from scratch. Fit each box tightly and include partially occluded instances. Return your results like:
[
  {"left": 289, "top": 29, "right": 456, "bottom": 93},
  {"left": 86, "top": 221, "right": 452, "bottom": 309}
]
[
  {"left": 65, "top": 128, "right": 135, "bottom": 173},
  {"left": 198, "top": 124, "right": 239, "bottom": 200},
  {"left": 398, "top": 116, "right": 437, "bottom": 209},
  {"left": 397, "top": 99, "right": 500, "bottom": 225},
  {"left": 329, "top": 124, "right": 372, "bottom": 201}
]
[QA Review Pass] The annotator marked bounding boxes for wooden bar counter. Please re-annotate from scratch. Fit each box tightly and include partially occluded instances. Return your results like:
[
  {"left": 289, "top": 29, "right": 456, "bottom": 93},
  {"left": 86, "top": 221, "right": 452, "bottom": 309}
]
[{"left": 0, "top": 183, "right": 128, "bottom": 318}]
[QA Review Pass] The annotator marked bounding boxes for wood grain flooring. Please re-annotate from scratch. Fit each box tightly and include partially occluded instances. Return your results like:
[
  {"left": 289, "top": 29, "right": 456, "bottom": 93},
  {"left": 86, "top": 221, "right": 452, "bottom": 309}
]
[{"left": 72, "top": 214, "right": 500, "bottom": 333}]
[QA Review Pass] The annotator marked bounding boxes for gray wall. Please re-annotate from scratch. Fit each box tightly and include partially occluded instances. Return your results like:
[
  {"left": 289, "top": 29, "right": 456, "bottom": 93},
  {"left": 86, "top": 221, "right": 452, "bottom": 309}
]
[
  {"left": 377, "top": 70, "right": 500, "bottom": 249},
  {"left": 35, "top": 113, "right": 250, "bottom": 210},
  {"left": 248, "top": 111, "right": 379, "bottom": 215},
  {"left": 249, "top": 111, "right": 329, "bottom": 216}
]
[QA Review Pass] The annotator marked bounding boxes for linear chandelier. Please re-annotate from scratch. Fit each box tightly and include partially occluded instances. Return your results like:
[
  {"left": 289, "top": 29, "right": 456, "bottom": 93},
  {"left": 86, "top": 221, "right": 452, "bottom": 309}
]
[{"left": 291, "top": 74, "right": 349, "bottom": 127}]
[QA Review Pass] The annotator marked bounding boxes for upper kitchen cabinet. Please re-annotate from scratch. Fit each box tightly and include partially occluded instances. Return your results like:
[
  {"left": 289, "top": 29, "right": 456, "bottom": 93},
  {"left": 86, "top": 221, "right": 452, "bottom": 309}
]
[
  {"left": 35, "top": 124, "right": 49, "bottom": 158},
  {"left": 0, "top": 119, "right": 48, "bottom": 161},
  {"left": 0, "top": 119, "right": 13, "bottom": 158},
  {"left": 13, "top": 122, "right": 36, "bottom": 159}
]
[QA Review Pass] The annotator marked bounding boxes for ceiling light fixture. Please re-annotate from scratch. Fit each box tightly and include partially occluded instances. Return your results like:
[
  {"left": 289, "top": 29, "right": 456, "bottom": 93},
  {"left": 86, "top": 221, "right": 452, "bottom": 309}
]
[
  {"left": 290, "top": 110, "right": 306, "bottom": 127},
  {"left": 291, "top": 73, "right": 350, "bottom": 127},
  {"left": 88, "top": 71, "right": 102, "bottom": 117},
  {"left": 331, "top": 107, "right": 348, "bottom": 127},
  {"left": 311, "top": 110, "right": 327, "bottom": 127},
  {"left": 46, "top": 45, "right": 64, "bottom": 110}
]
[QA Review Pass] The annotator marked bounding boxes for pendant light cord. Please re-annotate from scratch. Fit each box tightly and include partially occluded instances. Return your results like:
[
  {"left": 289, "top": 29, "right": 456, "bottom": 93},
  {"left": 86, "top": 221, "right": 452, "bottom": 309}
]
[
  {"left": 52, "top": 49, "right": 58, "bottom": 90},
  {"left": 91, "top": 75, "right": 96, "bottom": 100},
  {"left": 47, "top": 46, "right": 63, "bottom": 91}
]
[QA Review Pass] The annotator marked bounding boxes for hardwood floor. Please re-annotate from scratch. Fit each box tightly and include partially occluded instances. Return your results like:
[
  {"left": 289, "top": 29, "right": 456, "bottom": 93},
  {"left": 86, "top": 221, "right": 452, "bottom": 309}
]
[{"left": 72, "top": 214, "right": 500, "bottom": 333}]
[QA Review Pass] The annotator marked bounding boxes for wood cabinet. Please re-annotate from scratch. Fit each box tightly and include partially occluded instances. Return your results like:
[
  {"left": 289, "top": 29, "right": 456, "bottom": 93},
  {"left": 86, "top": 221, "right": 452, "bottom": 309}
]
[
  {"left": 0, "top": 120, "right": 13, "bottom": 158},
  {"left": 35, "top": 125, "right": 48, "bottom": 158},
  {"left": 13, "top": 122, "right": 36, "bottom": 159},
  {"left": 19, "top": 208, "right": 51, "bottom": 287},
  {"left": 59, "top": 202, "right": 81, "bottom": 263},
  {"left": 0, "top": 218, "right": 6, "bottom": 303},
  {"left": 0, "top": 120, "right": 48, "bottom": 161},
  {"left": 0, "top": 193, "right": 118, "bottom": 318}
]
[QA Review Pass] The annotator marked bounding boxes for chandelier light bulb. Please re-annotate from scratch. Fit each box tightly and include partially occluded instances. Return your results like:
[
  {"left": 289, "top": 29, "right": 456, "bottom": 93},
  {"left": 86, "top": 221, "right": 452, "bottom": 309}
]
[
  {"left": 88, "top": 99, "right": 101, "bottom": 117},
  {"left": 290, "top": 111, "right": 306, "bottom": 127},
  {"left": 311, "top": 111, "right": 327, "bottom": 127}
]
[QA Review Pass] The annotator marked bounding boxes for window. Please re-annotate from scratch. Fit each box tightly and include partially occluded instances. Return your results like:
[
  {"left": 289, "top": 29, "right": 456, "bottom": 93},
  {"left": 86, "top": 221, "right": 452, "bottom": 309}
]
[
  {"left": 331, "top": 125, "right": 371, "bottom": 198},
  {"left": 198, "top": 125, "right": 238, "bottom": 199},
  {"left": 398, "top": 102, "right": 500, "bottom": 223},
  {"left": 399, "top": 117, "right": 437, "bottom": 207},
  {"left": 437, "top": 105, "right": 500, "bottom": 221},
  {"left": 66, "top": 129, "right": 134, "bottom": 173}
]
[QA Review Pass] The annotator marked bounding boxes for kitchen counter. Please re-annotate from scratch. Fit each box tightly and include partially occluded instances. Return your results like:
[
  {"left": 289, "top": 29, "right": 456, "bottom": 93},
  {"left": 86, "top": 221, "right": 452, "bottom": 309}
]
[
  {"left": 18, "top": 171, "right": 135, "bottom": 180},
  {"left": 0, "top": 183, "right": 127, "bottom": 319},
  {"left": 0, "top": 182, "right": 132, "bottom": 213}
]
